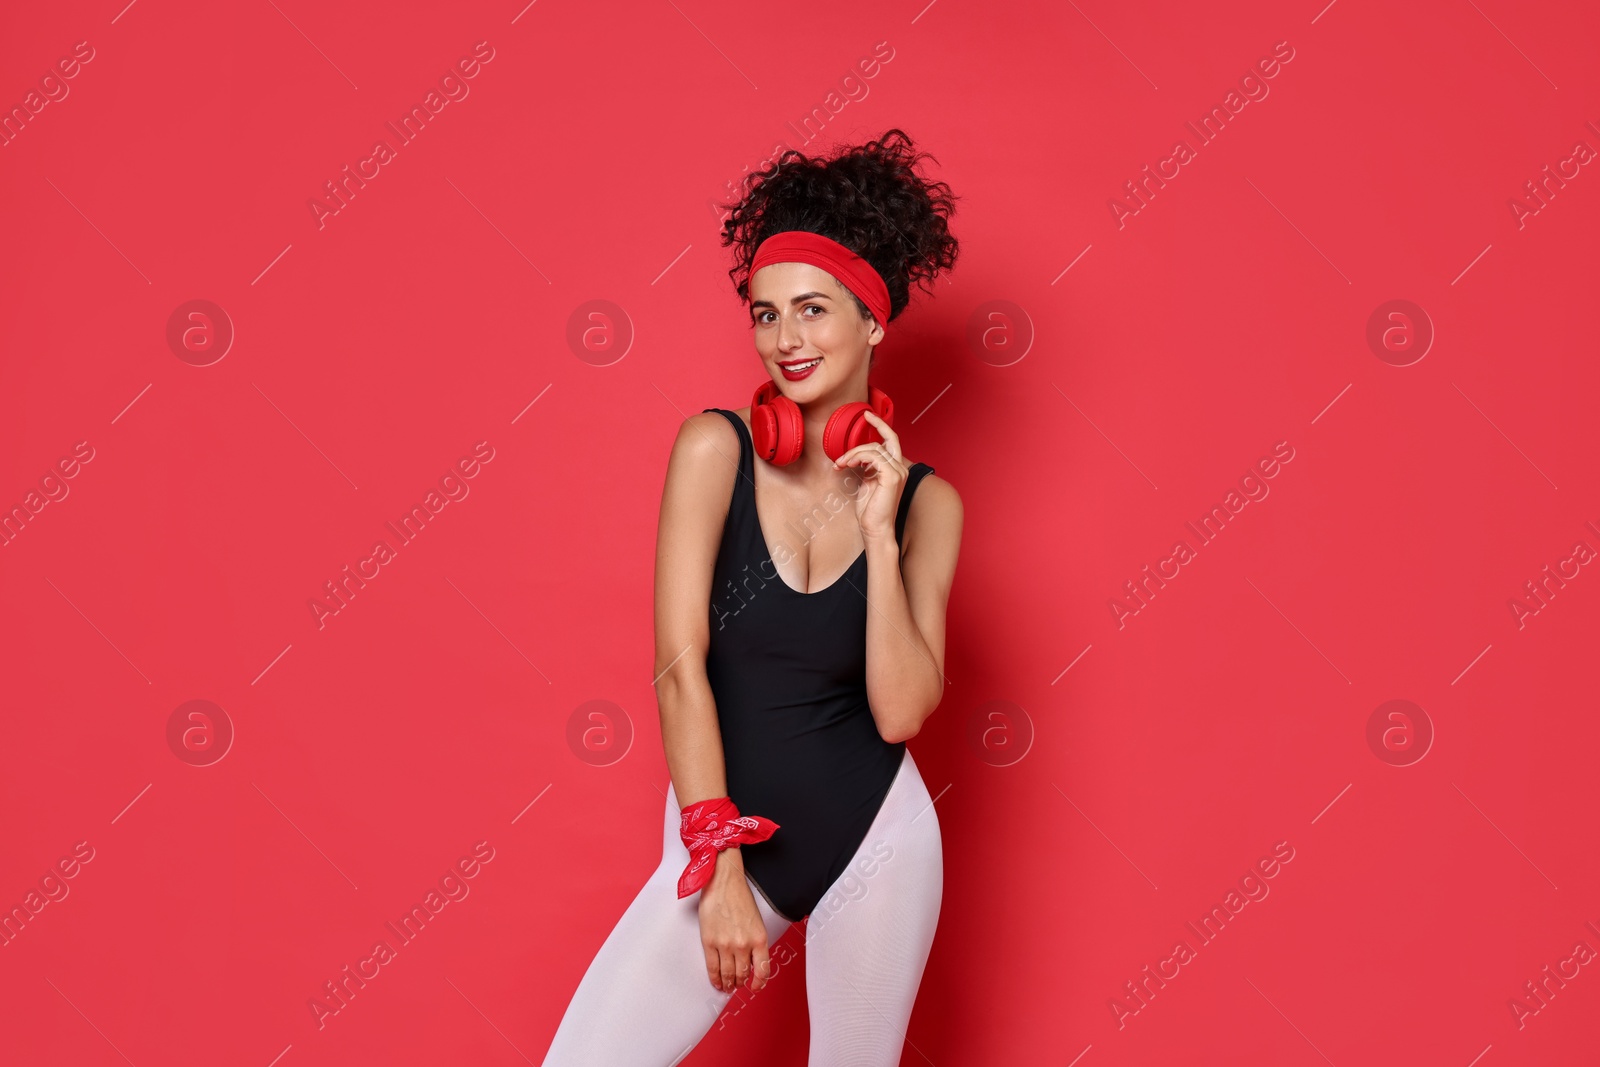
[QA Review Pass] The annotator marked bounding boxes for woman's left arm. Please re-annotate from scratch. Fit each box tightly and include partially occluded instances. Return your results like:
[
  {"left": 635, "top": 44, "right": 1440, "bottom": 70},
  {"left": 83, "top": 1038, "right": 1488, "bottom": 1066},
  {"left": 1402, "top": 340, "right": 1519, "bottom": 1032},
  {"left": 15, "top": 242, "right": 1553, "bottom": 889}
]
[
  {"left": 860, "top": 474, "right": 963, "bottom": 742},
  {"left": 833, "top": 411, "right": 964, "bottom": 743}
]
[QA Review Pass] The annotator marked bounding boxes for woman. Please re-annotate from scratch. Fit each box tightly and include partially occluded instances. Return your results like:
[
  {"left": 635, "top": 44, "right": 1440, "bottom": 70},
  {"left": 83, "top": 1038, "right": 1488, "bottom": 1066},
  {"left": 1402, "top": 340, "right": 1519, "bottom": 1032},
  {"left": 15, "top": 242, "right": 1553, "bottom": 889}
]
[{"left": 540, "top": 129, "right": 962, "bottom": 1066}]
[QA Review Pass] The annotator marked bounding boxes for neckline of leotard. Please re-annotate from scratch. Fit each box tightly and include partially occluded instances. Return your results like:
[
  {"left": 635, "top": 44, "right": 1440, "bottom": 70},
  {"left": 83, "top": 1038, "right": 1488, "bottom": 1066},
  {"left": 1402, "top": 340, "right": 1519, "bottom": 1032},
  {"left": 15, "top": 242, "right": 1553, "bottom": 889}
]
[{"left": 717, "top": 407, "right": 928, "bottom": 598}]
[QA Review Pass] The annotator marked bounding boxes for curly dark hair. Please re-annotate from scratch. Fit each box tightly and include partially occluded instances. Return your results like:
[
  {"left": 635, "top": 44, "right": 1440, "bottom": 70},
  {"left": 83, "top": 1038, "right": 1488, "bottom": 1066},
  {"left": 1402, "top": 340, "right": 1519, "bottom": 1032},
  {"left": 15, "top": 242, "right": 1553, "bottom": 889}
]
[{"left": 717, "top": 129, "right": 960, "bottom": 328}]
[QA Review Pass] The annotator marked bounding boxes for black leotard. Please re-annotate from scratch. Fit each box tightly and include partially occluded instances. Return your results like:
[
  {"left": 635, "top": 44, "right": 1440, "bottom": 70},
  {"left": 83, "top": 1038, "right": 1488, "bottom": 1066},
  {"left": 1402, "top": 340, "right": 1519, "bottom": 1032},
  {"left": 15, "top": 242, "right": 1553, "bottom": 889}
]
[{"left": 700, "top": 407, "right": 935, "bottom": 923}]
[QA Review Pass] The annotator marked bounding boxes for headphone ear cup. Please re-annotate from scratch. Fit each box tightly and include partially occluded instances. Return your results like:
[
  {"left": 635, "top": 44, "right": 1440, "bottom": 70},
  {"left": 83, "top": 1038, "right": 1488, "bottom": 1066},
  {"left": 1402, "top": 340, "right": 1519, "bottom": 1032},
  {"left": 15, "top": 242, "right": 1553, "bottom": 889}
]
[
  {"left": 824, "top": 385, "right": 897, "bottom": 462},
  {"left": 750, "top": 402, "right": 780, "bottom": 462},
  {"left": 869, "top": 385, "right": 895, "bottom": 429},
  {"left": 824, "top": 402, "right": 879, "bottom": 462},
  {"left": 769, "top": 392, "right": 804, "bottom": 465},
  {"left": 751, "top": 380, "right": 804, "bottom": 465}
]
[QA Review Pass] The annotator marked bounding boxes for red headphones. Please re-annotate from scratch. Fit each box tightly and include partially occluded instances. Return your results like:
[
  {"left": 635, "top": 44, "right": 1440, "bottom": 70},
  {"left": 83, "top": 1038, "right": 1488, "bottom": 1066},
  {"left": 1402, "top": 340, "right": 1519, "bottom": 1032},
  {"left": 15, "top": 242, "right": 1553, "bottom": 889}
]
[{"left": 749, "top": 379, "right": 896, "bottom": 465}]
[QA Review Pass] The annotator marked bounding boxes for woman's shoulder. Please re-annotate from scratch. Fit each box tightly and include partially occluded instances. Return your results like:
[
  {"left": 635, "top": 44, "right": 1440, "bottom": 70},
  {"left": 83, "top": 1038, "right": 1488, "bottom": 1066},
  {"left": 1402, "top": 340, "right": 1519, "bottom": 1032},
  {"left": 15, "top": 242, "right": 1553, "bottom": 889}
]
[
  {"left": 903, "top": 469, "right": 962, "bottom": 538},
  {"left": 672, "top": 408, "right": 742, "bottom": 459},
  {"left": 681, "top": 406, "right": 751, "bottom": 440},
  {"left": 910, "top": 468, "right": 960, "bottom": 508},
  {"left": 678, "top": 409, "right": 745, "bottom": 441},
  {"left": 661, "top": 411, "right": 742, "bottom": 519}
]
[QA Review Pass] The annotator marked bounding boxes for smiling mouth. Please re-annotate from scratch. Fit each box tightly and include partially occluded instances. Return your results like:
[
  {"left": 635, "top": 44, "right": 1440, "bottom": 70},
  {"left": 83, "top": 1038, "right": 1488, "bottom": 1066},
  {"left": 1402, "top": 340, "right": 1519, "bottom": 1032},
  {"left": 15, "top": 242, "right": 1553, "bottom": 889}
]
[{"left": 778, "top": 357, "right": 821, "bottom": 371}]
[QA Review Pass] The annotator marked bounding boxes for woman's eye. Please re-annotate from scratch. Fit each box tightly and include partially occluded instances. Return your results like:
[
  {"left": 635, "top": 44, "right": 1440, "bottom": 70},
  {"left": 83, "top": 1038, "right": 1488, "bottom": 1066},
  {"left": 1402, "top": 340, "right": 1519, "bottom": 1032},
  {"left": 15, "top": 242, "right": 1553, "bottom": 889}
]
[{"left": 753, "top": 307, "right": 820, "bottom": 324}]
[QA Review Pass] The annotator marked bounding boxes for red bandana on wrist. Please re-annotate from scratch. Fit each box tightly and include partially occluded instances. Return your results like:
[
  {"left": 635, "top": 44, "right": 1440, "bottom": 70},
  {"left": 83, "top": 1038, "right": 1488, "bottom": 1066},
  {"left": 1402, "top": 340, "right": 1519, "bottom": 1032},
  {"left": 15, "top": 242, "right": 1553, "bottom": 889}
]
[{"left": 676, "top": 796, "right": 779, "bottom": 899}]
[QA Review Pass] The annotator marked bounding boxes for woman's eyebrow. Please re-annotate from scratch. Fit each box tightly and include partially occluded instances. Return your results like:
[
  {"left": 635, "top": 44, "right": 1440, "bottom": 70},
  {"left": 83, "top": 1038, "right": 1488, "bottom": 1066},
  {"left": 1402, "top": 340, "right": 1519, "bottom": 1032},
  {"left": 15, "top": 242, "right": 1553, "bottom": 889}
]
[{"left": 750, "top": 291, "right": 834, "bottom": 309}]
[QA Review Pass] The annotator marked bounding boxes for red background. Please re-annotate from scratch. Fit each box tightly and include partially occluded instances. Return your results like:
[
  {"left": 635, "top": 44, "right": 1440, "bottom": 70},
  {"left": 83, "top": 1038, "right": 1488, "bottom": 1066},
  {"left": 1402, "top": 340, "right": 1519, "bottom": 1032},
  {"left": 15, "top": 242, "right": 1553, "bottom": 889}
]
[{"left": 3, "top": 0, "right": 1598, "bottom": 1064}]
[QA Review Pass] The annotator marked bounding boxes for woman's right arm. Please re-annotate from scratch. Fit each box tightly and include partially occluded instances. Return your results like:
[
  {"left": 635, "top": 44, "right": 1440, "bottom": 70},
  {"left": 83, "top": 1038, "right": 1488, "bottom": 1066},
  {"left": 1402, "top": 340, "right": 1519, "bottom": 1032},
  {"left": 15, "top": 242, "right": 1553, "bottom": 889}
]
[{"left": 652, "top": 411, "right": 773, "bottom": 995}]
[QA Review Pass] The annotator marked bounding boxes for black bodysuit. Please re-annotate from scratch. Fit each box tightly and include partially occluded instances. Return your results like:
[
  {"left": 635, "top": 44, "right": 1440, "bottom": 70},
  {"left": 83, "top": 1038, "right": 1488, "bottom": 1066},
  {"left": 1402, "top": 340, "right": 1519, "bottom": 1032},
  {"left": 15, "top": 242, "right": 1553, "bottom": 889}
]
[{"left": 701, "top": 407, "right": 935, "bottom": 923}]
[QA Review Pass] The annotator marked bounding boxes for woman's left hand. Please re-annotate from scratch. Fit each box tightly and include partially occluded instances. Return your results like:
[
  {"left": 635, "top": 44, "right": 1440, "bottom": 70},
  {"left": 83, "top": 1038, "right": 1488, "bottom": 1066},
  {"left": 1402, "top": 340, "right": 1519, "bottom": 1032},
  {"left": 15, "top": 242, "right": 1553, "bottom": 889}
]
[{"left": 831, "top": 411, "right": 909, "bottom": 545}]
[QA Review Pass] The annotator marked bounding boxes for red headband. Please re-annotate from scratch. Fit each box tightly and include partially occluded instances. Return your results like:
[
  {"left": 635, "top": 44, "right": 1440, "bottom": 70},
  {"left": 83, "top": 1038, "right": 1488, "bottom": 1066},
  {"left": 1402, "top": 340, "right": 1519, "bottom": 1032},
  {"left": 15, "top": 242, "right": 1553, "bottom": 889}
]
[{"left": 750, "top": 230, "right": 892, "bottom": 327}]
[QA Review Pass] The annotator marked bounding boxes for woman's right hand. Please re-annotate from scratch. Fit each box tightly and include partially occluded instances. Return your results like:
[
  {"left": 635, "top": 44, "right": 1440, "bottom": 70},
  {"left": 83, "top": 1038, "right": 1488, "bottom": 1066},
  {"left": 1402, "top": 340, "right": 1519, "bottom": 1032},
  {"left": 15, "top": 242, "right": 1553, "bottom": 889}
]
[{"left": 697, "top": 847, "right": 772, "bottom": 993}]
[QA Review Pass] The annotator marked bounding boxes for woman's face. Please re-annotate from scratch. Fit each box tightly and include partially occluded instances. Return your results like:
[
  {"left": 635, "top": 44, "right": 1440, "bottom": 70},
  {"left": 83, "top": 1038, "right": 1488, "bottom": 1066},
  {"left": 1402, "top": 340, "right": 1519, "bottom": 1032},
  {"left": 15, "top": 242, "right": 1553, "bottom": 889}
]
[{"left": 749, "top": 261, "right": 883, "bottom": 406}]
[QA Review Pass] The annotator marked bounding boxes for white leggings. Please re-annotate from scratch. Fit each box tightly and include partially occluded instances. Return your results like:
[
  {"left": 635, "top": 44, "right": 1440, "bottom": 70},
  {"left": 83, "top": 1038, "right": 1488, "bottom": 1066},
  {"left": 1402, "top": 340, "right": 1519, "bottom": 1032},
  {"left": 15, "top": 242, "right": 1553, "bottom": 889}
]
[{"left": 539, "top": 748, "right": 943, "bottom": 1066}]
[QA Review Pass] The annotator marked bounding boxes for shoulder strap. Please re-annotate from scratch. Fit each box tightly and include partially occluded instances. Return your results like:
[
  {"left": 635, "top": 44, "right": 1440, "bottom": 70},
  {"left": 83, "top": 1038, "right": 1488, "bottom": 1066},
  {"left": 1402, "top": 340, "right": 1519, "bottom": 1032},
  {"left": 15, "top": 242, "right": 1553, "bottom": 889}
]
[
  {"left": 895, "top": 463, "right": 935, "bottom": 544},
  {"left": 702, "top": 407, "right": 754, "bottom": 492},
  {"left": 702, "top": 407, "right": 746, "bottom": 459}
]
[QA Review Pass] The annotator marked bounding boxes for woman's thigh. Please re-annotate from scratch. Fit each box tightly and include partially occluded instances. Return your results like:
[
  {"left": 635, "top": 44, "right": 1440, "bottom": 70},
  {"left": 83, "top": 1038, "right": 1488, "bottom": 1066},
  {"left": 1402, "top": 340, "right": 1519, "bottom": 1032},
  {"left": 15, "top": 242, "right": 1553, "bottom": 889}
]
[
  {"left": 539, "top": 783, "right": 794, "bottom": 1067},
  {"left": 803, "top": 749, "right": 944, "bottom": 1067}
]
